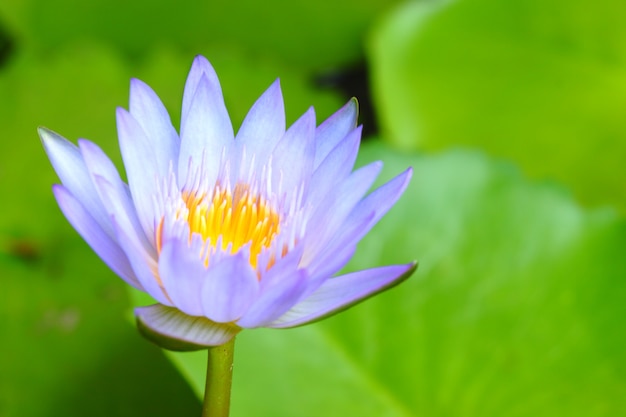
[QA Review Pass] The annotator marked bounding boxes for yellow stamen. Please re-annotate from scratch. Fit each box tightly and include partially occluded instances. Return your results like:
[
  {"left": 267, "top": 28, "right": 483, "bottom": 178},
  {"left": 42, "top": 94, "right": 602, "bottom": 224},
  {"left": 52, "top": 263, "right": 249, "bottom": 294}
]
[{"left": 158, "top": 183, "right": 280, "bottom": 269}]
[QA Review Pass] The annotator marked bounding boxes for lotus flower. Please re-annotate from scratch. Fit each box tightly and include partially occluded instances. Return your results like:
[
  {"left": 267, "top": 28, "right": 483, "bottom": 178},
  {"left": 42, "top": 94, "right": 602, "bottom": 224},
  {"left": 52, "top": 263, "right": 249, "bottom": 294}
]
[{"left": 40, "top": 55, "right": 415, "bottom": 350}]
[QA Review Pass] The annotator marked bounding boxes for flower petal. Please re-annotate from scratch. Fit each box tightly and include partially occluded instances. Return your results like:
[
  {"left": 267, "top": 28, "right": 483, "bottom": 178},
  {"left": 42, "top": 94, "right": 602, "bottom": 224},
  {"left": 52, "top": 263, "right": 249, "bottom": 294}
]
[
  {"left": 307, "top": 125, "right": 362, "bottom": 206},
  {"left": 312, "top": 168, "right": 413, "bottom": 271},
  {"left": 108, "top": 209, "right": 171, "bottom": 306},
  {"left": 302, "top": 161, "right": 383, "bottom": 266},
  {"left": 271, "top": 107, "right": 316, "bottom": 196},
  {"left": 128, "top": 78, "right": 180, "bottom": 171},
  {"left": 235, "top": 79, "right": 285, "bottom": 173},
  {"left": 136, "top": 304, "right": 240, "bottom": 351},
  {"left": 237, "top": 247, "right": 308, "bottom": 328},
  {"left": 268, "top": 262, "right": 418, "bottom": 328},
  {"left": 181, "top": 55, "right": 223, "bottom": 128},
  {"left": 52, "top": 185, "right": 142, "bottom": 290},
  {"left": 314, "top": 98, "right": 358, "bottom": 168},
  {"left": 116, "top": 107, "right": 171, "bottom": 242},
  {"left": 201, "top": 252, "right": 260, "bottom": 323},
  {"left": 79, "top": 139, "right": 153, "bottom": 253},
  {"left": 158, "top": 235, "right": 207, "bottom": 317},
  {"left": 179, "top": 72, "right": 234, "bottom": 189},
  {"left": 40, "top": 128, "right": 112, "bottom": 237}
]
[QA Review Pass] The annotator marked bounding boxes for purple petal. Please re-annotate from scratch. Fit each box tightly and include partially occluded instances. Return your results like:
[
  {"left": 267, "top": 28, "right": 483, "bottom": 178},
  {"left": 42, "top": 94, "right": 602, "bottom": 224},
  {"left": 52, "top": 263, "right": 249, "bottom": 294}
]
[
  {"left": 92, "top": 174, "right": 156, "bottom": 255},
  {"left": 201, "top": 253, "right": 260, "bottom": 323},
  {"left": 312, "top": 168, "right": 413, "bottom": 270},
  {"left": 158, "top": 235, "right": 207, "bottom": 317},
  {"left": 268, "top": 262, "right": 417, "bottom": 328},
  {"left": 235, "top": 79, "right": 285, "bottom": 174},
  {"left": 110, "top": 213, "right": 171, "bottom": 306},
  {"left": 181, "top": 55, "right": 224, "bottom": 129},
  {"left": 307, "top": 125, "right": 362, "bottom": 206},
  {"left": 136, "top": 304, "right": 240, "bottom": 351},
  {"left": 79, "top": 140, "right": 153, "bottom": 253},
  {"left": 116, "top": 107, "right": 171, "bottom": 242},
  {"left": 236, "top": 248, "right": 308, "bottom": 328},
  {"left": 129, "top": 78, "right": 180, "bottom": 172},
  {"left": 179, "top": 73, "right": 234, "bottom": 189},
  {"left": 52, "top": 185, "right": 142, "bottom": 290},
  {"left": 314, "top": 99, "right": 358, "bottom": 168},
  {"left": 302, "top": 161, "right": 383, "bottom": 266},
  {"left": 271, "top": 107, "right": 316, "bottom": 196},
  {"left": 40, "top": 128, "right": 113, "bottom": 237}
]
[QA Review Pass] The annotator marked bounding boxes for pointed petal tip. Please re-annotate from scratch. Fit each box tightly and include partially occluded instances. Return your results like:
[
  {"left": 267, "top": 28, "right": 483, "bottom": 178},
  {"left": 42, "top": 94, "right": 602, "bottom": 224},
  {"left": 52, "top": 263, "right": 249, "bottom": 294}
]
[
  {"left": 135, "top": 304, "right": 241, "bottom": 351},
  {"left": 269, "top": 261, "right": 418, "bottom": 329},
  {"left": 38, "top": 126, "right": 66, "bottom": 146},
  {"left": 193, "top": 54, "right": 210, "bottom": 65}
]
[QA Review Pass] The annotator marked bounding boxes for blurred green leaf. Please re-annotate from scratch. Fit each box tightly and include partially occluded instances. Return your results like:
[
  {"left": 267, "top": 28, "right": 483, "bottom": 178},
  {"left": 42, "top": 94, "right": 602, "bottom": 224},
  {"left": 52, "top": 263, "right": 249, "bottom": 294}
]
[
  {"left": 0, "top": 0, "right": 402, "bottom": 70},
  {"left": 149, "top": 141, "right": 626, "bottom": 416},
  {"left": 368, "top": 0, "right": 626, "bottom": 211},
  {"left": 0, "top": 45, "right": 202, "bottom": 417}
]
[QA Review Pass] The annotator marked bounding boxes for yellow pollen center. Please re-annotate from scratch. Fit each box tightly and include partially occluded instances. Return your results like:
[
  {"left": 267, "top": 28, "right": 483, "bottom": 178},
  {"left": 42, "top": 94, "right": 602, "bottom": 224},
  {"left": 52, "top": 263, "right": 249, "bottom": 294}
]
[{"left": 162, "top": 183, "right": 280, "bottom": 269}]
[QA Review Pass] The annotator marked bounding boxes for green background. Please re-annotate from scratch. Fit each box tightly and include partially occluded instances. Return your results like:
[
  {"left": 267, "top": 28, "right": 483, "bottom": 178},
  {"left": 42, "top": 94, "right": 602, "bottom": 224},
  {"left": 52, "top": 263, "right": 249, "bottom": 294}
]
[{"left": 1, "top": 0, "right": 625, "bottom": 415}]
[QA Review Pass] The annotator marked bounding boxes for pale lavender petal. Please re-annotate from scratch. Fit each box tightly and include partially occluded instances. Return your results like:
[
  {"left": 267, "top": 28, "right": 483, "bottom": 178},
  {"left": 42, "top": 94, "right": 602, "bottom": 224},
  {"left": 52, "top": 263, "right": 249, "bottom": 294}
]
[
  {"left": 201, "top": 253, "right": 260, "bottom": 323},
  {"left": 268, "top": 262, "right": 417, "bottom": 328},
  {"left": 79, "top": 140, "right": 153, "bottom": 253},
  {"left": 158, "top": 235, "right": 207, "bottom": 317},
  {"left": 92, "top": 174, "right": 155, "bottom": 258},
  {"left": 271, "top": 107, "right": 316, "bottom": 196},
  {"left": 314, "top": 98, "right": 358, "bottom": 168},
  {"left": 235, "top": 79, "right": 285, "bottom": 171},
  {"left": 52, "top": 185, "right": 142, "bottom": 290},
  {"left": 117, "top": 107, "right": 170, "bottom": 242},
  {"left": 179, "top": 73, "right": 234, "bottom": 188},
  {"left": 312, "top": 168, "right": 413, "bottom": 269},
  {"left": 305, "top": 243, "right": 358, "bottom": 293},
  {"left": 40, "top": 128, "right": 112, "bottom": 237},
  {"left": 181, "top": 55, "right": 223, "bottom": 128},
  {"left": 237, "top": 247, "right": 308, "bottom": 328},
  {"left": 129, "top": 78, "right": 180, "bottom": 172},
  {"left": 110, "top": 215, "right": 171, "bottom": 306},
  {"left": 302, "top": 161, "right": 383, "bottom": 266},
  {"left": 307, "top": 125, "right": 362, "bottom": 206},
  {"left": 136, "top": 304, "right": 240, "bottom": 351}
]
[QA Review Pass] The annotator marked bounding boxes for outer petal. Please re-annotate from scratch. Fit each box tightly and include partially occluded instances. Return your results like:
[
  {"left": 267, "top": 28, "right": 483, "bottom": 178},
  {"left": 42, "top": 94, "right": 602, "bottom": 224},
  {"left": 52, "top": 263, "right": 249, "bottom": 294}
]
[
  {"left": 201, "top": 252, "right": 260, "bottom": 323},
  {"left": 268, "top": 262, "right": 418, "bottom": 328},
  {"left": 128, "top": 78, "right": 180, "bottom": 172},
  {"left": 312, "top": 168, "right": 413, "bottom": 271},
  {"left": 52, "top": 185, "right": 142, "bottom": 290},
  {"left": 307, "top": 125, "right": 362, "bottom": 206},
  {"left": 236, "top": 247, "right": 309, "bottom": 328},
  {"left": 117, "top": 107, "right": 172, "bottom": 243},
  {"left": 110, "top": 213, "right": 172, "bottom": 306},
  {"left": 314, "top": 98, "right": 358, "bottom": 168},
  {"left": 302, "top": 161, "right": 383, "bottom": 266},
  {"left": 271, "top": 107, "right": 316, "bottom": 196},
  {"left": 79, "top": 140, "right": 153, "bottom": 254},
  {"left": 235, "top": 79, "right": 285, "bottom": 173},
  {"left": 158, "top": 235, "right": 207, "bottom": 317},
  {"left": 40, "top": 128, "right": 113, "bottom": 237},
  {"left": 179, "top": 73, "right": 234, "bottom": 189},
  {"left": 136, "top": 304, "right": 240, "bottom": 351}
]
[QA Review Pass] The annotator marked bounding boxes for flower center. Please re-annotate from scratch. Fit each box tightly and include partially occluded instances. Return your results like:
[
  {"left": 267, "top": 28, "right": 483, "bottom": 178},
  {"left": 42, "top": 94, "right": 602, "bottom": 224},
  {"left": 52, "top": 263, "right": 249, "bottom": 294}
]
[{"left": 178, "top": 183, "right": 280, "bottom": 268}]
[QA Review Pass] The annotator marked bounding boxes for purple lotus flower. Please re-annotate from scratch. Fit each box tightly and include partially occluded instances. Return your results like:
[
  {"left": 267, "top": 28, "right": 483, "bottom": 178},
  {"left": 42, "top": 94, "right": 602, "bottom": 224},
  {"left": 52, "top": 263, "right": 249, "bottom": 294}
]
[{"left": 40, "top": 55, "right": 415, "bottom": 350}]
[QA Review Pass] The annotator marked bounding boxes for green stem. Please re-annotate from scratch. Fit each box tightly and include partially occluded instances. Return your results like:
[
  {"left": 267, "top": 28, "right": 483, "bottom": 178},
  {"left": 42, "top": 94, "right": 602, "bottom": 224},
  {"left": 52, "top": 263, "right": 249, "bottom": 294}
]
[{"left": 201, "top": 337, "right": 236, "bottom": 417}]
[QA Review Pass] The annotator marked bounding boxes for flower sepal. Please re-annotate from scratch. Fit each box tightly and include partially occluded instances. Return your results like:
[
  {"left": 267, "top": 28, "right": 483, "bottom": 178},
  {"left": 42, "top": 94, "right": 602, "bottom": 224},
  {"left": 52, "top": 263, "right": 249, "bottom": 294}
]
[{"left": 135, "top": 304, "right": 241, "bottom": 351}]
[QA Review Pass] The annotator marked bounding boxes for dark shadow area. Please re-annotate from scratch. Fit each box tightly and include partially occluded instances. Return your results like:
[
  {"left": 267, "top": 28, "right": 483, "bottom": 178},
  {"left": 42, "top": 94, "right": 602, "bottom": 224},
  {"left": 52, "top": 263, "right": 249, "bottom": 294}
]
[
  {"left": 0, "top": 19, "right": 15, "bottom": 69},
  {"left": 47, "top": 325, "right": 202, "bottom": 417},
  {"left": 314, "top": 60, "right": 378, "bottom": 138}
]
